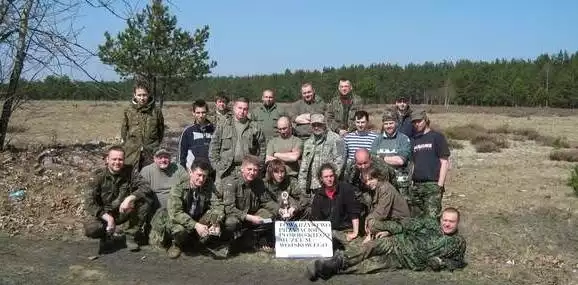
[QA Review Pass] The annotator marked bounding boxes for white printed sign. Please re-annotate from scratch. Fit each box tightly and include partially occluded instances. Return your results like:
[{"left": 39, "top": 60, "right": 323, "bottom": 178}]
[{"left": 274, "top": 221, "right": 333, "bottom": 258}]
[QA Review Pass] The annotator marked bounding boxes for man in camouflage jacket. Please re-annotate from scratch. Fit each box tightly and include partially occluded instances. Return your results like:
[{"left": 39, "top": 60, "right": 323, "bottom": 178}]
[
  {"left": 297, "top": 113, "right": 346, "bottom": 217},
  {"left": 149, "top": 160, "right": 226, "bottom": 259},
  {"left": 208, "top": 97, "right": 266, "bottom": 183},
  {"left": 120, "top": 83, "right": 165, "bottom": 171},
  {"left": 327, "top": 78, "right": 364, "bottom": 137},
  {"left": 83, "top": 146, "right": 154, "bottom": 253},
  {"left": 306, "top": 208, "right": 467, "bottom": 281}
]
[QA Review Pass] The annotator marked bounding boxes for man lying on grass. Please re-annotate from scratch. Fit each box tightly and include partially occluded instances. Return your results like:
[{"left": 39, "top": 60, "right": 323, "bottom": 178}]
[{"left": 305, "top": 207, "right": 467, "bottom": 281}]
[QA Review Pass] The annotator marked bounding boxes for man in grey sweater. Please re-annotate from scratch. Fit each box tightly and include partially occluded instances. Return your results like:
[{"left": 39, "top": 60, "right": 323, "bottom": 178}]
[{"left": 140, "top": 149, "right": 189, "bottom": 210}]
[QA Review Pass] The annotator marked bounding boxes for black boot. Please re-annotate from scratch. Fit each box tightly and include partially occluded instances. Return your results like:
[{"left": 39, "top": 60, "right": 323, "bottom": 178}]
[{"left": 305, "top": 252, "right": 345, "bottom": 281}]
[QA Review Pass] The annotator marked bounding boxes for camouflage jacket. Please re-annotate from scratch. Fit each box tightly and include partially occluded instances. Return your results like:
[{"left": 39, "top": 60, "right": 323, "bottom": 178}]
[
  {"left": 386, "top": 217, "right": 467, "bottom": 271},
  {"left": 365, "top": 181, "right": 410, "bottom": 226},
  {"left": 327, "top": 93, "right": 364, "bottom": 133},
  {"left": 120, "top": 99, "right": 165, "bottom": 167},
  {"left": 212, "top": 109, "right": 231, "bottom": 128},
  {"left": 84, "top": 167, "right": 152, "bottom": 218},
  {"left": 263, "top": 176, "right": 305, "bottom": 213},
  {"left": 221, "top": 176, "right": 277, "bottom": 221},
  {"left": 289, "top": 98, "right": 327, "bottom": 138},
  {"left": 167, "top": 175, "right": 225, "bottom": 231},
  {"left": 250, "top": 103, "right": 284, "bottom": 140},
  {"left": 298, "top": 130, "right": 346, "bottom": 192},
  {"left": 208, "top": 117, "right": 266, "bottom": 178}
]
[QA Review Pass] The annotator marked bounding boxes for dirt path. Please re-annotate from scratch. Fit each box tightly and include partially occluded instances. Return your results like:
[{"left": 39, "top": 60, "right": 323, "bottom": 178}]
[{"left": 0, "top": 234, "right": 480, "bottom": 285}]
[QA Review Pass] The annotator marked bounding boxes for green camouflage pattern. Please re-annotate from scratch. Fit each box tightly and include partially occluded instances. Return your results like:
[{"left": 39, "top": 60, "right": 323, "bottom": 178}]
[
  {"left": 410, "top": 182, "right": 444, "bottom": 219},
  {"left": 120, "top": 99, "right": 165, "bottom": 169},
  {"left": 343, "top": 155, "right": 396, "bottom": 205},
  {"left": 208, "top": 117, "right": 266, "bottom": 179},
  {"left": 364, "top": 181, "right": 410, "bottom": 234},
  {"left": 221, "top": 175, "right": 277, "bottom": 229},
  {"left": 211, "top": 109, "right": 231, "bottom": 128},
  {"left": 342, "top": 217, "right": 466, "bottom": 273},
  {"left": 84, "top": 167, "right": 153, "bottom": 219},
  {"left": 297, "top": 130, "right": 346, "bottom": 193},
  {"left": 326, "top": 93, "right": 364, "bottom": 133}
]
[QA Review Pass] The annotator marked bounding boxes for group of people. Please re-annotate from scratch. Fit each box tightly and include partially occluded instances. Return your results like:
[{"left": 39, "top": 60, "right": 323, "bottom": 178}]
[{"left": 83, "top": 78, "right": 467, "bottom": 280}]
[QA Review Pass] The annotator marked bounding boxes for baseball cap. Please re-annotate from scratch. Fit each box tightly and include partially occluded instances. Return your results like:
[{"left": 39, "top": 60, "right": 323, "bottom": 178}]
[
  {"left": 154, "top": 148, "right": 171, "bottom": 157},
  {"left": 396, "top": 96, "right": 408, "bottom": 102},
  {"left": 310, "top": 113, "right": 326, "bottom": 124},
  {"left": 382, "top": 109, "right": 398, "bottom": 122},
  {"left": 410, "top": 109, "right": 428, "bottom": 122}
]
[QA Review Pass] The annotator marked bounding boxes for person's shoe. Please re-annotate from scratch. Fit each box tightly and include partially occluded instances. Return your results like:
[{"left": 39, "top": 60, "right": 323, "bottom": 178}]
[
  {"left": 167, "top": 244, "right": 182, "bottom": 259},
  {"left": 305, "top": 260, "right": 323, "bottom": 282},
  {"left": 126, "top": 237, "right": 140, "bottom": 252}
]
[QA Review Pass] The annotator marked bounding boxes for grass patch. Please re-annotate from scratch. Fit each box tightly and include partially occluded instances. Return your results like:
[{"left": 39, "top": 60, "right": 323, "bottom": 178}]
[
  {"left": 569, "top": 165, "right": 578, "bottom": 196},
  {"left": 444, "top": 124, "right": 507, "bottom": 153},
  {"left": 471, "top": 134, "right": 510, "bottom": 149},
  {"left": 448, "top": 139, "right": 464, "bottom": 149},
  {"left": 549, "top": 149, "right": 578, "bottom": 162},
  {"left": 473, "top": 140, "right": 501, "bottom": 153},
  {"left": 444, "top": 123, "right": 486, "bottom": 141},
  {"left": 489, "top": 124, "right": 571, "bottom": 148},
  {"left": 6, "top": 124, "right": 28, "bottom": 134}
]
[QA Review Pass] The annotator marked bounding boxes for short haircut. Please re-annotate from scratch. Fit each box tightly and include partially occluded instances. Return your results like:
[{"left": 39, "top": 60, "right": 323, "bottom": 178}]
[
  {"left": 190, "top": 159, "right": 211, "bottom": 173},
  {"left": 235, "top": 96, "right": 250, "bottom": 104},
  {"left": 192, "top": 99, "right": 208, "bottom": 112},
  {"left": 266, "top": 159, "right": 286, "bottom": 182},
  {"left": 301, "top": 82, "right": 313, "bottom": 89},
  {"left": 105, "top": 145, "right": 125, "bottom": 158},
  {"left": 442, "top": 207, "right": 461, "bottom": 221},
  {"left": 354, "top": 110, "right": 369, "bottom": 121},
  {"left": 263, "top": 88, "right": 276, "bottom": 96},
  {"left": 338, "top": 77, "right": 351, "bottom": 84},
  {"left": 242, "top": 155, "right": 261, "bottom": 168},
  {"left": 215, "top": 91, "right": 230, "bottom": 103},
  {"left": 133, "top": 80, "right": 150, "bottom": 93},
  {"left": 317, "top": 163, "right": 336, "bottom": 181}
]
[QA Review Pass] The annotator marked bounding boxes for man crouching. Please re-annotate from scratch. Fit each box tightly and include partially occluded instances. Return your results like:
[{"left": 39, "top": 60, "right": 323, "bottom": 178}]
[
  {"left": 150, "top": 159, "right": 226, "bottom": 259},
  {"left": 83, "top": 146, "right": 154, "bottom": 253}
]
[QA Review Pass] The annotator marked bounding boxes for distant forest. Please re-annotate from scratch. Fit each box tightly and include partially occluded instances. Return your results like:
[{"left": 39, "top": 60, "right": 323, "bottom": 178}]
[{"left": 15, "top": 50, "right": 578, "bottom": 108}]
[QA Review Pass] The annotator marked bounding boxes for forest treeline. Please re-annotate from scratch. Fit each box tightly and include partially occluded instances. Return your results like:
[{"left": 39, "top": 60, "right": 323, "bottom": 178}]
[{"left": 15, "top": 50, "right": 578, "bottom": 108}]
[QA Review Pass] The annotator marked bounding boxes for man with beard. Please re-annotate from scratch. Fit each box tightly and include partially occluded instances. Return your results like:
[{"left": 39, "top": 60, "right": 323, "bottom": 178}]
[
  {"left": 178, "top": 100, "right": 215, "bottom": 169},
  {"left": 120, "top": 81, "right": 165, "bottom": 171},
  {"left": 290, "top": 83, "right": 328, "bottom": 140},
  {"left": 410, "top": 110, "right": 450, "bottom": 219},
  {"left": 305, "top": 208, "right": 467, "bottom": 281},
  {"left": 83, "top": 146, "right": 154, "bottom": 253},
  {"left": 221, "top": 155, "right": 278, "bottom": 252},
  {"left": 265, "top": 116, "right": 303, "bottom": 178},
  {"left": 209, "top": 97, "right": 266, "bottom": 184},
  {"left": 298, "top": 113, "right": 346, "bottom": 218},
  {"left": 250, "top": 89, "right": 283, "bottom": 142},
  {"left": 394, "top": 96, "right": 414, "bottom": 138},
  {"left": 370, "top": 109, "right": 412, "bottom": 201},
  {"left": 327, "top": 78, "right": 364, "bottom": 137}
]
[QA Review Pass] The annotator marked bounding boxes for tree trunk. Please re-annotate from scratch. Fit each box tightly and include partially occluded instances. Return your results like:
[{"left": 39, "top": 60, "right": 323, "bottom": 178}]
[{"left": 0, "top": 0, "right": 33, "bottom": 150}]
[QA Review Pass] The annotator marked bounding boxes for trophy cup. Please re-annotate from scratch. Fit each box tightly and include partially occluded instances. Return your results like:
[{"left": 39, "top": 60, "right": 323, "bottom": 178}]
[{"left": 280, "top": 191, "right": 291, "bottom": 220}]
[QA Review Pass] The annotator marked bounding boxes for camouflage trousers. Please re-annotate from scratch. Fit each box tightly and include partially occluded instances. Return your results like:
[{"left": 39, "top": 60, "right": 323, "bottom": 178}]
[
  {"left": 409, "top": 182, "right": 444, "bottom": 219},
  {"left": 223, "top": 208, "right": 275, "bottom": 251},
  {"left": 83, "top": 199, "right": 152, "bottom": 239},
  {"left": 340, "top": 236, "right": 405, "bottom": 274},
  {"left": 393, "top": 170, "right": 412, "bottom": 202},
  {"left": 365, "top": 219, "right": 403, "bottom": 236},
  {"left": 149, "top": 208, "right": 221, "bottom": 248}
]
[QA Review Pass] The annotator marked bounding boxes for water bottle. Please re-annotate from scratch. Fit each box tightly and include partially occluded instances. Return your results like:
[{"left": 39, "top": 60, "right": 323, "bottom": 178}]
[{"left": 8, "top": 188, "right": 26, "bottom": 202}]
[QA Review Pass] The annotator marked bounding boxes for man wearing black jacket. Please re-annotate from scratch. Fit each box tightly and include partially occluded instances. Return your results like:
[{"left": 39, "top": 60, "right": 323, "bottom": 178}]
[
  {"left": 310, "top": 163, "right": 362, "bottom": 249},
  {"left": 178, "top": 100, "right": 215, "bottom": 169}
]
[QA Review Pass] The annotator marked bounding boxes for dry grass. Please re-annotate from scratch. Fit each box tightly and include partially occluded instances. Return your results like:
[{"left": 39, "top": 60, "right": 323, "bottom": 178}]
[
  {"left": 568, "top": 165, "right": 578, "bottom": 196},
  {"left": 3, "top": 101, "right": 578, "bottom": 284},
  {"left": 549, "top": 149, "right": 578, "bottom": 162}
]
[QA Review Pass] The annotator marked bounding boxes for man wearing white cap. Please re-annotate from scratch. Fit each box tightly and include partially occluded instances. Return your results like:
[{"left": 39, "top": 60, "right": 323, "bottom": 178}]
[{"left": 297, "top": 113, "right": 346, "bottom": 217}]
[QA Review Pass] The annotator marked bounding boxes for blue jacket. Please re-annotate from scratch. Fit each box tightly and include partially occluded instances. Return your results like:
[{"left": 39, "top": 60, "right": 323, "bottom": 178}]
[{"left": 177, "top": 122, "right": 215, "bottom": 168}]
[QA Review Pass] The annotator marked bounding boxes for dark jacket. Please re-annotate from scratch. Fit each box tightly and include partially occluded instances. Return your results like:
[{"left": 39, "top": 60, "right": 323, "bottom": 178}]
[
  {"left": 397, "top": 107, "right": 414, "bottom": 139},
  {"left": 310, "top": 182, "right": 361, "bottom": 231},
  {"left": 177, "top": 121, "right": 215, "bottom": 168}
]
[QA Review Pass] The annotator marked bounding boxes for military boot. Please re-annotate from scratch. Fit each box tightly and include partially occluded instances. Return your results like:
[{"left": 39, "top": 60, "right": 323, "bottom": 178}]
[
  {"left": 305, "top": 252, "right": 345, "bottom": 281},
  {"left": 167, "top": 242, "right": 182, "bottom": 259}
]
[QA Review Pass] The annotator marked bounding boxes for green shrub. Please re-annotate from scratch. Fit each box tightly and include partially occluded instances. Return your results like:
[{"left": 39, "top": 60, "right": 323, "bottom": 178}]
[{"left": 568, "top": 165, "right": 578, "bottom": 196}]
